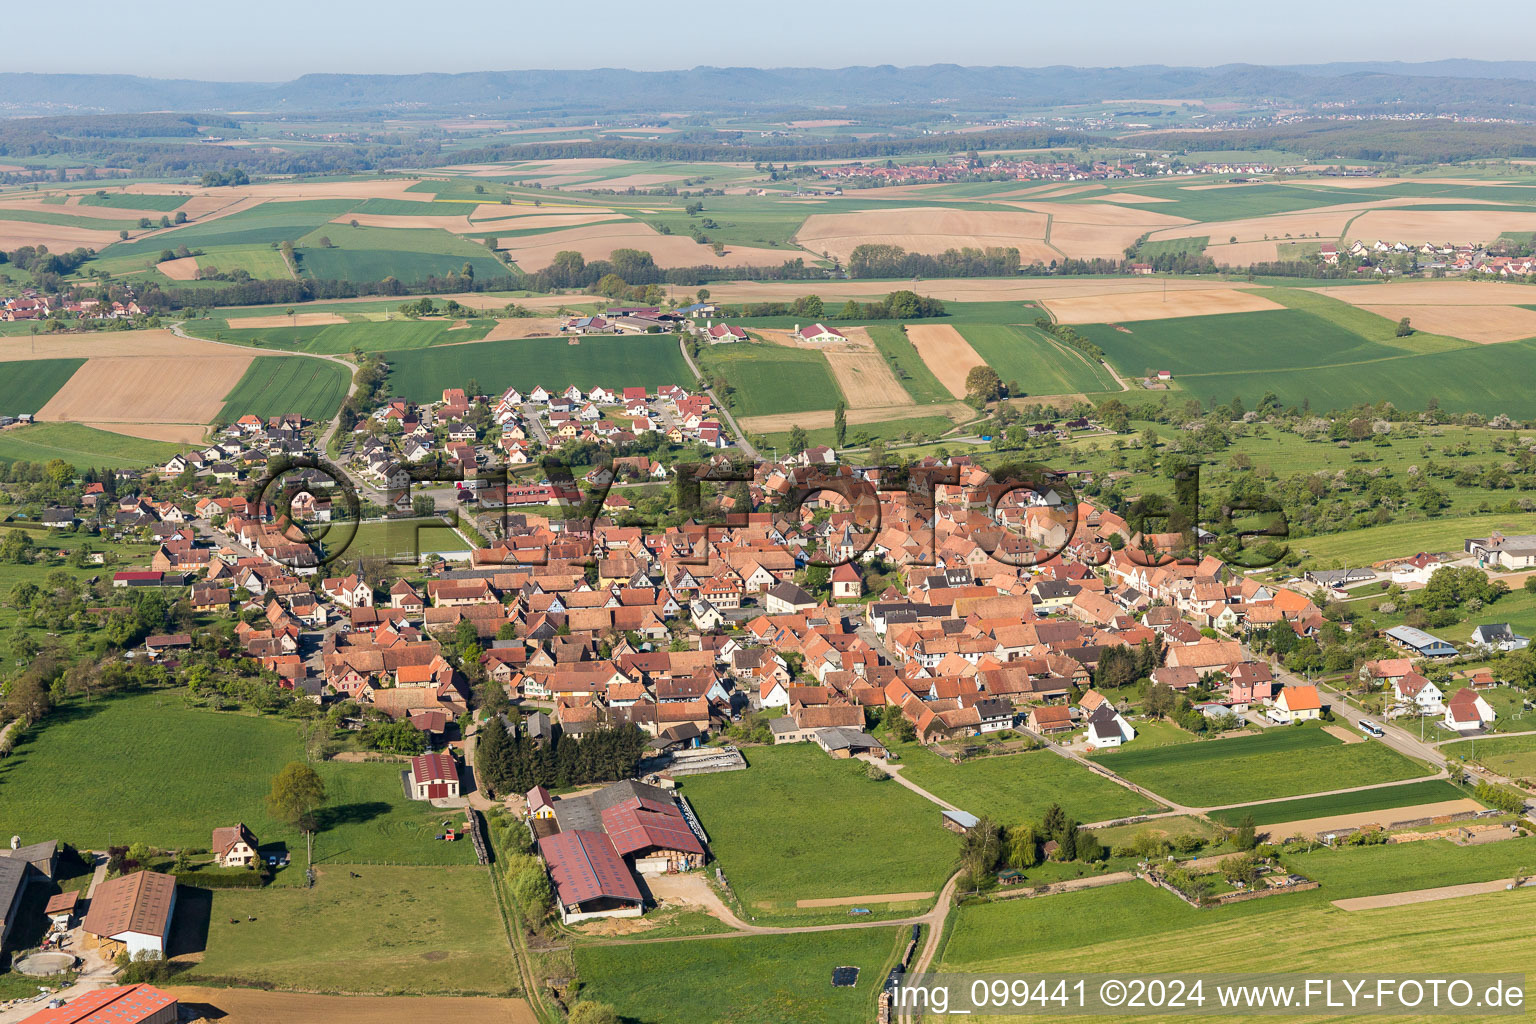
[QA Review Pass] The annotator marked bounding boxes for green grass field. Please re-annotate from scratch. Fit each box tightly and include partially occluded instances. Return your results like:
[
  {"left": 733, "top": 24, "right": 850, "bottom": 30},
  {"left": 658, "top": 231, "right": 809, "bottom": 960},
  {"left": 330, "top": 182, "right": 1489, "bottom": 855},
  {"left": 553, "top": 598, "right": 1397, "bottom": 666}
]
[
  {"left": 0, "top": 422, "right": 181, "bottom": 469},
  {"left": 957, "top": 323, "right": 1118, "bottom": 396},
  {"left": 1287, "top": 834, "right": 1536, "bottom": 897},
  {"left": 218, "top": 356, "right": 351, "bottom": 423},
  {"left": 1441, "top": 732, "right": 1536, "bottom": 782},
  {"left": 1090, "top": 724, "right": 1431, "bottom": 806},
  {"left": 0, "top": 358, "right": 84, "bottom": 415},
  {"left": 887, "top": 744, "right": 1163, "bottom": 825},
  {"left": 1206, "top": 779, "right": 1472, "bottom": 827},
  {"left": 937, "top": 872, "right": 1536, "bottom": 1003},
  {"left": 701, "top": 341, "right": 844, "bottom": 417},
  {"left": 383, "top": 335, "right": 690, "bottom": 404},
  {"left": 679, "top": 744, "right": 958, "bottom": 908},
  {"left": 1287, "top": 512, "right": 1536, "bottom": 566},
  {"left": 178, "top": 865, "right": 516, "bottom": 994},
  {"left": 187, "top": 244, "right": 295, "bottom": 281},
  {"left": 1138, "top": 235, "right": 1209, "bottom": 258},
  {"left": 0, "top": 691, "right": 475, "bottom": 864},
  {"left": 1089, "top": 814, "right": 1222, "bottom": 849},
  {"left": 861, "top": 324, "right": 954, "bottom": 405},
  {"left": 344, "top": 519, "right": 471, "bottom": 559},
  {"left": 760, "top": 414, "right": 961, "bottom": 453},
  {"left": 575, "top": 928, "right": 903, "bottom": 1024}
]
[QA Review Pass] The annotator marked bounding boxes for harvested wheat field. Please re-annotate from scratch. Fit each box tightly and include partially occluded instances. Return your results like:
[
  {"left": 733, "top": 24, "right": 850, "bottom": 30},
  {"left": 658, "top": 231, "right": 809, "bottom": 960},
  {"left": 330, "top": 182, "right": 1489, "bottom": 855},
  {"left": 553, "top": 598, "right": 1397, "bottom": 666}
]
[
  {"left": 1098, "top": 192, "right": 1174, "bottom": 204},
  {"left": 1358, "top": 304, "right": 1536, "bottom": 344},
  {"left": 905, "top": 324, "right": 986, "bottom": 398},
  {"left": 39, "top": 354, "right": 252, "bottom": 438},
  {"left": 705, "top": 276, "right": 1266, "bottom": 304},
  {"left": 1347, "top": 209, "right": 1536, "bottom": 244},
  {"left": 237, "top": 312, "right": 349, "bottom": 329},
  {"left": 0, "top": 330, "right": 240, "bottom": 362},
  {"left": 0, "top": 221, "right": 123, "bottom": 250},
  {"left": 756, "top": 327, "right": 911, "bottom": 409},
  {"left": 1044, "top": 287, "right": 1284, "bottom": 324},
  {"left": 740, "top": 401, "right": 972, "bottom": 436},
  {"left": 478, "top": 317, "right": 567, "bottom": 341},
  {"left": 1256, "top": 799, "right": 1484, "bottom": 843},
  {"left": 156, "top": 256, "right": 200, "bottom": 280},
  {"left": 1314, "top": 280, "right": 1536, "bottom": 305},
  {"left": 1204, "top": 240, "right": 1281, "bottom": 265},
  {"left": 573, "top": 173, "right": 687, "bottom": 190},
  {"left": 164, "top": 988, "right": 537, "bottom": 1024},
  {"left": 795, "top": 208, "right": 1055, "bottom": 264},
  {"left": 502, "top": 222, "right": 788, "bottom": 271},
  {"left": 475, "top": 214, "right": 618, "bottom": 235}
]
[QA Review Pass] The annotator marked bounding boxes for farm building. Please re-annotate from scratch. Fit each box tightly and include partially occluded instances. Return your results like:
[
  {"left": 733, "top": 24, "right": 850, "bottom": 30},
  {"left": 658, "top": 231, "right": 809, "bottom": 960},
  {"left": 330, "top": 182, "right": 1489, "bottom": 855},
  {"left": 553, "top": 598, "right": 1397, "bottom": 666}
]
[
  {"left": 45, "top": 890, "right": 79, "bottom": 930},
  {"left": 81, "top": 870, "right": 177, "bottom": 957},
  {"left": 793, "top": 323, "right": 847, "bottom": 343},
  {"left": 1383, "top": 625, "right": 1458, "bottom": 658},
  {"left": 15, "top": 984, "right": 178, "bottom": 1024},
  {"left": 941, "top": 809, "right": 981, "bottom": 834},
  {"left": 537, "top": 829, "right": 645, "bottom": 924},
  {"left": 527, "top": 785, "right": 557, "bottom": 819},
  {"left": 408, "top": 752, "right": 461, "bottom": 800},
  {"left": 1466, "top": 532, "right": 1536, "bottom": 569},
  {"left": 211, "top": 823, "right": 260, "bottom": 868},
  {"left": 1304, "top": 567, "right": 1376, "bottom": 589},
  {"left": 0, "top": 858, "right": 27, "bottom": 947}
]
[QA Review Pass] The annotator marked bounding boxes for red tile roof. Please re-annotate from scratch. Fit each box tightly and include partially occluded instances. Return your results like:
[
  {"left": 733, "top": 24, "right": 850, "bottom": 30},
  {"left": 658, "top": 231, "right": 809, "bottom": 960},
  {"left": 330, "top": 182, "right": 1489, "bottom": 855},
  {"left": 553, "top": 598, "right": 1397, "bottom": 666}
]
[
  {"left": 538, "top": 829, "right": 642, "bottom": 908},
  {"left": 600, "top": 797, "right": 704, "bottom": 858},
  {"left": 15, "top": 984, "right": 175, "bottom": 1024},
  {"left": 410, "top": 751, "right": 457, "bottom": 784}
]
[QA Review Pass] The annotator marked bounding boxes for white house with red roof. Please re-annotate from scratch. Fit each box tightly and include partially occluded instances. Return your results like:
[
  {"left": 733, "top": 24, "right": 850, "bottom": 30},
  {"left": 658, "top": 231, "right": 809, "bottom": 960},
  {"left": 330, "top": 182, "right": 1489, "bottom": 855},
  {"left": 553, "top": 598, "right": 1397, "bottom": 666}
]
[{"left": 1443, "top": 688, "right": 1495, "bottom": 733}]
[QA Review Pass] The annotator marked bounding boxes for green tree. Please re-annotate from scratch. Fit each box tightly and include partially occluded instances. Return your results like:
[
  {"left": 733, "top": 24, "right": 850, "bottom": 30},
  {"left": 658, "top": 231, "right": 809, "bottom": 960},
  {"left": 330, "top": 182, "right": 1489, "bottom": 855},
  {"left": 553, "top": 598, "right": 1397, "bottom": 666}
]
[
  {"left": 833, "top": 401, "right": 847, "bottom": 448},
  {"left": 1006, "top": 823, "right": 1039, "bottom": 869},
  {"left": 1395, "top": 316, "right": 1414, "bottom": 337},
  {"left": 266, "top": 762, "right": 327, "bottom": 867},
  {"left": 787, "top": 425, "right": 809, "bottom": 454},
  {"left": 803, "top": 565, "right": 830, "bottom": 594},
  {"left": 1232, "top": 813, "right": 1257, "bottom": 851}
]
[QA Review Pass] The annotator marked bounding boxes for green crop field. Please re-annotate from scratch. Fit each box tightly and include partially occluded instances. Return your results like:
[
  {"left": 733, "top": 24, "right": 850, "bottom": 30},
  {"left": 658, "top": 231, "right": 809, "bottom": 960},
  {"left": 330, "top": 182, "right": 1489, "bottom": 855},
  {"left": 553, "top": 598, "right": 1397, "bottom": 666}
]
[
  {"left": 957, "top": 323, "right": 1118, "bottom": 396},
  {"left": 575, "top": 928, "right": 904, "bottom": 1024},
  {"left": 700, "top": 342, "right": 843, "bottom": 417},
  {"left": 1287, "top": 834, "right": 1536, "bottom": 897},
  {"left": 105, "top": 199, "right": 360, "bottom": 259},
  {"left": 1080, "top": 301, "right": 1536, "bottom": 418},
  {"left": 864, "top": 324, "right": 954, "bottom": 405},
  {"left": 679, "top": 744, "right": 958, "bottom": 909},
  {"left": 1207, "top": 779, "right": 1473, "bottom": 827},
  {"left": 0, "top": 422, "right": 181, "bottom": 469},
  {"left": 1138, "top": 235, "right": 1209, "bottom": 258},
  {"left": 0, "top": 358, "right": 83, "bottom": 415},
  {"left": 218, "top": 356, "right": 351, "bottom": 423},
  {"left": 885, "top": 743, "right": 1163, "bottom": 825},
  {"left": 384, "top": 334, "right": 689, "bottom": 403},
  {"left": 178, "top": 866, "right": 516, "bottom": 995},
  {"left": 302, "top": 319, "right": 494, "bottom": 354},
  {"left": 294, "top": 223, "right": 508, "bottom": 284},
  {"left": 78, "top": 193, "right": 187, "bottom": 211},
  {"left": 0, "top": 691, "right": 475, "bottom": 864},
  {"left": 1090, "top": 724, "right": 1431, "bottom": 806}
]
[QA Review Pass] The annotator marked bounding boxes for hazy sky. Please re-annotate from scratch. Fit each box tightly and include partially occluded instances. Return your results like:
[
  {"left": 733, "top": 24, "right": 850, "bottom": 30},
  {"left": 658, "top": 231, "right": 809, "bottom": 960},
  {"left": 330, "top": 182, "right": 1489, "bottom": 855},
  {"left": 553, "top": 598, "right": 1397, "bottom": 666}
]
[{"left": 13, "top": 1, "right": 1536, "bottom": 80}]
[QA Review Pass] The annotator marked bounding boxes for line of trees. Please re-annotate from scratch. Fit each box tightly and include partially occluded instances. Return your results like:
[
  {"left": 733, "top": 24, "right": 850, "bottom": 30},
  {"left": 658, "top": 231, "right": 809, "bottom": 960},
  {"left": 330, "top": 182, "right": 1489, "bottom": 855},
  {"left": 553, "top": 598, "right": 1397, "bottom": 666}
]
[
  {"left": 474, "top": 716, "right": 648, "bottom": 795},
  {"left": 847, "top": 243, "right": 1021, "bottom": 279}
]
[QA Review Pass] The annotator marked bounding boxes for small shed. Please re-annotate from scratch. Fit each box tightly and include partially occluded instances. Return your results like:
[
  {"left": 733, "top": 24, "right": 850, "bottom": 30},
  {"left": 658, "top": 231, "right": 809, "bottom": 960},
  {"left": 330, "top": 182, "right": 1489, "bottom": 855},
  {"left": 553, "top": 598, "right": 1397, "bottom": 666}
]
[
  {"left": 45, "top": 890, "right": 79, "bottom": 928},
  {"left": 941, "top": 809, "right": 980, "bottom": 834}
]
